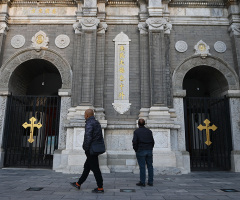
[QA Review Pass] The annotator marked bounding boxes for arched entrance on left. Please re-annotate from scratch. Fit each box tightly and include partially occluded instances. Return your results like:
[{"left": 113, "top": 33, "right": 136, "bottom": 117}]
[{"left": 0, "top": 48, "right": 72, "bottom": 168}]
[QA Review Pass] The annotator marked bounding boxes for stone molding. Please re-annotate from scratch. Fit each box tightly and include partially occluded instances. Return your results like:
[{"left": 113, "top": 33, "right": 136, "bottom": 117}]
[
  {"left": 55, "top": 34, "right": 70, "bottom": 49},
  {"left": 31, "top": 30, "right": 49, "bottom": 49},
  {"left": 228, "top": 24, "right": 240, "bottom": 36},
  {"left": 172, "top": 55, "right": 240, "bottom": 91},
  {"left": 214, "top": 41, "right": 227, "bottom": 53},
  {"left": 146, "top": 17, "right": 172, "bottom": 34},
  {"left": 11, "top": 35, "right": 25, "bottom": 49},
  {"left": 175, "top": 41, "right": 188, "bottom": 53},
  {"left": 0, "top": 23, "right": 9, "bottom": 34},
  {"left": 0, "top": 48, "right": 72, "bottom": 90},
  {"left": 194, "top": 40, "right": 211, "bottom": 58}
]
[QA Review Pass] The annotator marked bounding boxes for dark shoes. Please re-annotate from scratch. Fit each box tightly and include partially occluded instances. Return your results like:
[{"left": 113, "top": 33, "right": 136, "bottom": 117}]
[
  {"left": 70, "top": 182, "right": 81, "bottom": 190},
  {"left": 147, "top": 183, "right": 153, "bottom": 186},
  {"left": 92, "top": 188, "right": 104, "bottom": 193},
  {"left": 136, "top": 182, "right": 146, "bottom": 187}
]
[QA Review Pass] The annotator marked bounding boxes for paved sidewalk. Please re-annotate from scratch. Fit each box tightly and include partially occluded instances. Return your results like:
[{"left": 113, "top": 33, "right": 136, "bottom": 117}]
[{"left": 0, "top": 169, "right": 240, "bottom": 200}]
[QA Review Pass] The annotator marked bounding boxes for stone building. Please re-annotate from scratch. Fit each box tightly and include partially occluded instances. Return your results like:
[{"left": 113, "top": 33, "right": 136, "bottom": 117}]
[{"left": 0, "top": 0, "right": 239, "bottom": 174}]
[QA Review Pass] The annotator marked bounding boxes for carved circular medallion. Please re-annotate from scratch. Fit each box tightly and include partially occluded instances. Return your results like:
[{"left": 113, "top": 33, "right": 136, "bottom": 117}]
[
  {"left": 11, "top": 35, "right": 25, "bottom": 49},
  {"left": 55, "top": 34, "right": 70, "bottom": 49},
  {"left": 175, "top": 41, "right": 188, "bottom": 53},
  {"left": 214, "top": 41, "right": 227, "bottom": 53}
]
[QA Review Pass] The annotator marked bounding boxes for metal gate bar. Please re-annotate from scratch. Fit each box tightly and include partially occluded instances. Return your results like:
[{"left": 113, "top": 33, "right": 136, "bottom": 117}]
[
  {"left": 184, "top": 97, "right": 232, "bottom": 171},
  {"left": 3, "top": 95, "right": 61, "bottom": 168}
]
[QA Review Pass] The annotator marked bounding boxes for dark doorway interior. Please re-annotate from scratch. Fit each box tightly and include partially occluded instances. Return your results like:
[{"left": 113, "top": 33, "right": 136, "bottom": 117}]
[
  {"left": 3, "top": 59, "right": 61, "bottom": 168},
  {"left": 183, "top": 66, "right": 232, "bottom": 171},
  {"left": 9, "top": 59, "right": 62, "bottom": 96}
]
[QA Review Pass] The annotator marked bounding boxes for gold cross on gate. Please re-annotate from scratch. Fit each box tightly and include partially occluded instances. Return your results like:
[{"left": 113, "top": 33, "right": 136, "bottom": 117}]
[
  {"left": 22, "top": 117, "right": 42, "bottom": 143},
  {"left": 197, "top": 119, "right": 217, "bottom": 146}
]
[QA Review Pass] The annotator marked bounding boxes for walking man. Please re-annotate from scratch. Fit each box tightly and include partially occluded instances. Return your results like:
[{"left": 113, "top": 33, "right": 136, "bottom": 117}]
[
  {"left": 70, "top": 109, "right": 104, "bottom": 193},
  {"left": 132, "top": 119, "right": 155, "bottom": 187}
]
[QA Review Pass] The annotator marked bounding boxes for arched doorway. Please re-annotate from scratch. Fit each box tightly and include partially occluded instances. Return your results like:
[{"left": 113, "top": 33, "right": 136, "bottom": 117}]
[
  {"left": 183, "top": 65, "right": 232, "bottom": 171},
  {"left": 3, "top": 59, "right": 62, "bottom": 168}
]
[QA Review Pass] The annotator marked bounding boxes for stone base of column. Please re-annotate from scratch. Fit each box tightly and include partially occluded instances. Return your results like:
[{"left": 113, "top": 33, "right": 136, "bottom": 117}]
[
  {"left": 0, "top": 148, "right": 4, "bottom": 168},
  {"left": 53, "top": 106, "right": 110, "bottom": 173},
  {"left": 139, "top": 106, "right": 190, "bottom": 175},
  {"left": 231, "top": 151, "right": 240, "bottom": 172}
]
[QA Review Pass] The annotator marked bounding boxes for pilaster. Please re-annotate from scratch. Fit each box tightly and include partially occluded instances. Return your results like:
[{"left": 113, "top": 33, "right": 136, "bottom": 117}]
[
  {"left": 226, "top": 90, "right": 240, "bottom": 172},
  {"left": 227, "top": 0, "right": 240, "bottom": 76},
  {"left": 0, "top": 2, "right": 9, "bottom": 66},
  {"left": 0, "top": 90, "right": 10, "bottom": 168}
]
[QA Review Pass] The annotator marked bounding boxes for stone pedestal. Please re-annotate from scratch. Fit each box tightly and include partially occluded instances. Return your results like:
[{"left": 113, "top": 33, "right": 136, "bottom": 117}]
[
  {"left": 53, "top": 106, "right": 110, "bottom": 173},
  {"left": 142, "top": 106, "right": 189, "bottom": 174}
]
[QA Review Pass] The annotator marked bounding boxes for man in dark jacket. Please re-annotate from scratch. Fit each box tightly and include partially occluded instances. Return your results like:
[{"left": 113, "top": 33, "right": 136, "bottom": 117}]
[
  {"left": 70, "top": 109, "right": 104, "bottom": 193},
  {"left": 132, "top": 119, "right": 155, "bottom": 187}
]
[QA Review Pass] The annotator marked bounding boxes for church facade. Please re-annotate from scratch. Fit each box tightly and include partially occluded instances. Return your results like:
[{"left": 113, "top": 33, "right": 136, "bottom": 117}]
[{"left": 0, "top": 0, "right": 240, "bottom": 174}]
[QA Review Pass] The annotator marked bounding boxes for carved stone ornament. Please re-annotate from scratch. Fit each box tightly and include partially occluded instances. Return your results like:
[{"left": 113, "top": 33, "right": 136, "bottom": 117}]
[
  {"left": 214, "top": 41, "right": 227, "bottom": 53},
  {"left": 97, "top": 22, "right": 107, "bottom": 33},
  {"left": 80, "top": 17, "right": 100, "bottom": 30},
  {"left": 112, "top": 102, "right": 131, "bottom": 115},
  {"left": 146, "top": 18, "right": 172, "bottom": 34},
  {"left": 73, "top": 22, "right": 82, "bottom": 34},
  {"left": 138, "top": 22, "right": 148, "bottom": 34},
  {"left": 228, "top": 24, "right": 240, "bottom": 36},
  {"left": 194, "top": 40, "right": 211, "bottom": 58},
  {"left": 175, "top": 41, "right": 188, "bottom": 53},
  {"left": 55, "top": 34, "right": 70, "bottom": 49},
  {"left": 11, "top": 35, "right": 25, "bottom": 49},
  {"left": 0, "top": 23, "right": 9, "bottom": 34},
  {"left": 31, "top": 30, "right": 49, "bottom": 49}
]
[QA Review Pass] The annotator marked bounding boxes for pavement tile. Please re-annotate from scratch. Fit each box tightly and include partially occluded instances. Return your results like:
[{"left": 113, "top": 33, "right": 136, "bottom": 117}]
[{"left": 0, "top": 169, "right": 240, "bottom": 200}]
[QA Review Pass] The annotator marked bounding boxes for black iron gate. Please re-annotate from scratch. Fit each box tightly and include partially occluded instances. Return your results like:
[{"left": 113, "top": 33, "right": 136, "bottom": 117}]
[
  {"left": 184, "top": 97, "right": 232, "bottom": 171},
  {"left": 3, "top": 95, "right": 61, "bottom": 168}
]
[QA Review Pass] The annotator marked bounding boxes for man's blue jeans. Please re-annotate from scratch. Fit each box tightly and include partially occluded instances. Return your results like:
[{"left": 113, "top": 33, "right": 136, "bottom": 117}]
[{"left": 136, "top": 150, "right": 153, "bottom": 184}]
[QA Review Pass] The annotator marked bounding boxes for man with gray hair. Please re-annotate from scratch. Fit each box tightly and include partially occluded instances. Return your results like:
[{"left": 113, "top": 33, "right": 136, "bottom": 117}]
[{"left": 132, "top": 119, "right": 155, "bottom": 187}]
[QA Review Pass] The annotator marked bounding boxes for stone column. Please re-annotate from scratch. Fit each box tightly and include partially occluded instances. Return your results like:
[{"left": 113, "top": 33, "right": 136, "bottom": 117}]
[
  {"left": 0, "top": 23, "right": 8, "bottom": 66},
  {"left": 226, "top": 90, "right": 240, "bottom": 172},
  {"left": 173, "top": 90, "right": 190, "bottom": 174},
  {"left": 52, "top": 89, "right": 71, "bottom": 171},
  {"left": 138, "top": 22, "right": 150, "bottom": 120},
  {"left": 228, "top": 2, "right": 240, "bottom": 76},
  {"left": 0, "top": 90, "right": 9, "bottom": 168}
]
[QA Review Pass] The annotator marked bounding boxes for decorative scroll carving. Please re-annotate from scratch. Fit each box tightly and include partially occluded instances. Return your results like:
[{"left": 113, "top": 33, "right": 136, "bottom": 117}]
[
  {"left": 146, "top": 18, "right": 172, "bottom": 34},
  {"left": 175, "top": 41, "right": 188, "bottom": 53},
  {"left": 97, "top": 22, "right": 107, "bottom": 33},
  {"left": 11, "top": 35, "right": 25, "bottom": 49},
  {"left": 55, "top": 34, "right": 70, "bottom": 49},
  {"left": 73, "top": 22, "right": 82, "bottom": 34},
  {"left": 194, "top": 40, "right": 210, "bottom": 58},
  {"left": 80, "top": 17, "right": 100, "bottom": 29},
  {"left": 112, "top": 32, "right": 131, "bottom": 114},
  {"left": 0, "top": 23, "right": 9, "bottom": 34},
  {"left": 31, "top": 30, "right": 49, "bottom": 49},
  {"left": 228, "top": 24, "right": 240, "bottom": 36},
  {"left": 214, "top": 41, "right": 226, "bottom": 53},
  {"left": 138, "top": 22, "right": 148, "bottom": 34}
]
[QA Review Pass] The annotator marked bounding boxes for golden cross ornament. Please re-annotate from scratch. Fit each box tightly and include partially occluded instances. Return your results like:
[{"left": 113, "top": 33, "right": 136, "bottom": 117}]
[
  {"left": 197, "top": 119, "right": 217, "bottom": 146},
  {"left": 22, "top": 117, "right": 42, "bottom": 143}
]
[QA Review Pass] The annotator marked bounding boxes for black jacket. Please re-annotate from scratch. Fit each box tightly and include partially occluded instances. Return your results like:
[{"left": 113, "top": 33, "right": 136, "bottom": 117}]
[
  {"left": 82, "top": 116, "right": 103, "bottom": 151},
  {"left": 132, "top": 126, "right": 155, "bottom": 152}
]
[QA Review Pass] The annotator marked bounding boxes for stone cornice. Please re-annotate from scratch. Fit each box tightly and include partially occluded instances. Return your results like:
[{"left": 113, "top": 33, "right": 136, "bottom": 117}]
[
  {"left": 6, "top": 0, "right": 77, "bottom": 7},
  {"left": 169, "top": 0, "right": 226, "bottom": 8},
  {"left": 106, "top": 0, "right": 138, "bottom": 6}
]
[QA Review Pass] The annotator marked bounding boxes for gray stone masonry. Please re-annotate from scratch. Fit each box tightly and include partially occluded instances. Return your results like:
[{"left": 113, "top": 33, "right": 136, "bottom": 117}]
[{"left": 1, "top": 169, "right": 240, "bottom": 200}]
